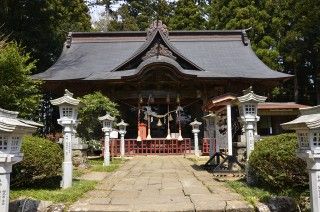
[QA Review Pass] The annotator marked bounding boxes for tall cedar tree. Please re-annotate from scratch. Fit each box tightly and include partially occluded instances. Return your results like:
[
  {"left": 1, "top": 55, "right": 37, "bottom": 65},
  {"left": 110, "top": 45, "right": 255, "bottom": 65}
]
[
  {"left": 107, "top": 0, "right": 174, "bottom": 31},
  {"left": 169, "top": 0, "right": 206, "bottom": 30},
  {"left": 207, "top": 0, "right": 320, "bottom": 104},
  {"left": 0, "top": 0, "right": 91, "bottom": 73}
]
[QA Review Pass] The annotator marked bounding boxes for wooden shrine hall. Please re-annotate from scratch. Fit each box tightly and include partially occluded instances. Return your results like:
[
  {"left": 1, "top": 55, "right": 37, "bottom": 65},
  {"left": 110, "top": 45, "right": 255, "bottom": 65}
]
[{"left": 33, "top": 20, "right": 292, "bottom": 155}]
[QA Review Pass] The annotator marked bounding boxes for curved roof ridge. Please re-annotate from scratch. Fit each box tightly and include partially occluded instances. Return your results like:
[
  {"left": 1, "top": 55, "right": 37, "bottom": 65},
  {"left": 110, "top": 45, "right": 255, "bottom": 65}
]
[
  {"left": 111, "top": 29, "right": 205, "bottom": 72},
  {"left": 110, "top": 30, "right": 157, "bottom": 72},
  {"left": 158, "top": 31, "right": 205, "bottom": 71},
  {"left": 121, "top": 56, "right": 197, "bottom": 80}
]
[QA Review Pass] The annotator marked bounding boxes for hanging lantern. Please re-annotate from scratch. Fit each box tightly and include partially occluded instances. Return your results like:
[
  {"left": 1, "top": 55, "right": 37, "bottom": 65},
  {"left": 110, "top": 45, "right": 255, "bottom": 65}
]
[
  {"left": 148, "top": 94, "right": 155, "bottom": 104},
  {"left": 157, "top": 118, "right": 162, "bottom": 127},
  {"left": 151, "top": 116, "right": 154, "bottom": 122},
  {"left": 139, "top": 94, "right": 143, "bottom": 104},
  {"left": 166, "top": 94, "right": 170, "bottom": 104},
  {"left": 176, "top": 94, "right": 180, "bottom": 104},
  {"left": 169, "top": 113, "right": 173, "bottom": 121}
]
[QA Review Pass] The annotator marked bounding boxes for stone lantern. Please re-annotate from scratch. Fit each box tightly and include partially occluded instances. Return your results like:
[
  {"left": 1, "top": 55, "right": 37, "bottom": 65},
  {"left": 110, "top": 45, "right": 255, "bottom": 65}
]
[
  {"left": 117, "top": 119, "right": 128, "bottom": 157},
  {"left": 282, "top": 105, "right": 320, "bottom": 212},
  {"left": 0, "top": 108, "right": 40, "bottom": 211},
  {"left": 237, "top": 87, "right": 267, "bottom": 158},
  {"left": 190, "top": 118, "right": 202, "bottom": 157},
  {"left": 98, "top": 113, "right": 115, "bottom": 166},
  {"left": 50, "top": 89, "right": 81, "bottom": 189}
]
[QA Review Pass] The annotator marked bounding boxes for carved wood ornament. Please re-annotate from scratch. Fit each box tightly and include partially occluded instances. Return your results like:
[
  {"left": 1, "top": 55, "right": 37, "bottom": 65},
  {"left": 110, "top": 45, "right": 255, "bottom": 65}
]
[
  {"left": 142, "top": 43, "right": 176, "bottom": 61},
  {"left": 147, "top": 20, "right": 169, "bottom": 40}
]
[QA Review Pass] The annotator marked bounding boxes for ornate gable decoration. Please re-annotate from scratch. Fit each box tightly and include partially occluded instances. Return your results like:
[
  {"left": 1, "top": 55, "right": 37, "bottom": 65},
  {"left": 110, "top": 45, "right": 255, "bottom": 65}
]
[
  {"left": 142, "top": 43, "right": 177, "bottom": 61},
  {"left": 147, "top": 20, "right": 169, "bottom": 40}
]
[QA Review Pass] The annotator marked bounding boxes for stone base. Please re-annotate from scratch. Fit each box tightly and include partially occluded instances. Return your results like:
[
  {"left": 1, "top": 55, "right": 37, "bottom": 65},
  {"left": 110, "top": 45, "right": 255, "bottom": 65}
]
[
  {"left": 233, "top": 141, "right": 246, "bottom": 165},
  {"left": 72, "top": 145, "right": 88, "bottom": 168},
  {"left": 10, "top": 199, "right": 65, "bottom": 212}
]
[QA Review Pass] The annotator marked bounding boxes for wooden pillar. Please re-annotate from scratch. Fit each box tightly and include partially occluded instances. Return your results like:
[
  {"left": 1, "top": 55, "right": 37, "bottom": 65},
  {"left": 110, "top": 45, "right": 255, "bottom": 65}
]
[{"left": 227, "top": 104, "right": 232, "bottom": 156}]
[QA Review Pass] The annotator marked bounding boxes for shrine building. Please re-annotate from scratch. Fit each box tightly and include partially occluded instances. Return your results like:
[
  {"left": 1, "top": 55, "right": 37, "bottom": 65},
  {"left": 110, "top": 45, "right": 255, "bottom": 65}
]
[{"left": 33, "top": 21, "right": 293, "bottom": 142}]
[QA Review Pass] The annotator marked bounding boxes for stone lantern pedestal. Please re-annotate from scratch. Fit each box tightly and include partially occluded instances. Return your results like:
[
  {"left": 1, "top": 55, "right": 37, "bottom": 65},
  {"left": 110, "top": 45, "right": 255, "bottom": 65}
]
[
  {"left": 282, "top": 105, "right": 320, "bottom": 212},
  {"left": 50, "top": 89, "right": 82, "bottom": 189},
  {"left": 237, "top": 88, "right": 267, "bottom": 159},
  {"left": 99, "top": 113, "right": 115, "bottom": 166},
  {"left": 0, "top": 108, "right": 40, "bottom": 211},
  {"left": 117, "top": 120, "right": 128, "bottom": 157},
  {"left": 236, "top": 87, "right": 267, "bottom": 183},
  {"left": 306, "top": 154, "right": 320, "bottom": 211},
  {"left": 190, "top": 119, "right": 202, "bottom": 157}
]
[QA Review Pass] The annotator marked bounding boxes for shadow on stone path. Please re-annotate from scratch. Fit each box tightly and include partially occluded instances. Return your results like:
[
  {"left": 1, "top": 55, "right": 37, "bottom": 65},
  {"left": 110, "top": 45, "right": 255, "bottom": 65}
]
[{"left": 69, "top": 156, "right": 253, "bottom": 212}]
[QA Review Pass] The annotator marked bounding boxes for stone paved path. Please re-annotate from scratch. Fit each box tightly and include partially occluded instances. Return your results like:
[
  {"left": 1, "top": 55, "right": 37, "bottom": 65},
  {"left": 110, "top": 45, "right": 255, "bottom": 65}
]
[{"left": 69, "top": 156, "right": 253, "bottom": 212}]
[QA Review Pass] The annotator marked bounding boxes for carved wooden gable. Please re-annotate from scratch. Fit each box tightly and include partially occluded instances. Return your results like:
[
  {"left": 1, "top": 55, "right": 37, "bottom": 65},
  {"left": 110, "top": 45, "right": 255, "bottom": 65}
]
[
  {"left": 111, "top": 21, "right": 202, "bottom": 72},
  {"left": 142, "top": 43, "right": 176, "bottom": 61}
]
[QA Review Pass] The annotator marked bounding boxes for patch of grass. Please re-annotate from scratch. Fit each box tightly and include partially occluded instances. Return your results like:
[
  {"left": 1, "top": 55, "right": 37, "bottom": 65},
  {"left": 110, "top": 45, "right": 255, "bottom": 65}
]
[
  {"left": 11, "top": 179, "right": 97, "bottom": 206},
  {"left": 88, "top": 157, "right": 127, "bottom": 172},
  {"left": 10, "top": 157, "right": 127, "bottom": 206},
  {"left": 226, "top": 179, "right": 310, "bottom": 210},
  {"left": 73, "top": 168, "right": 86, "bottom": 178},
  {"left": 186, "top": 157, "right": 198, "bottom": 163},
  {"left": 226, "top": 180, "right": 272, "bottom": 206}
]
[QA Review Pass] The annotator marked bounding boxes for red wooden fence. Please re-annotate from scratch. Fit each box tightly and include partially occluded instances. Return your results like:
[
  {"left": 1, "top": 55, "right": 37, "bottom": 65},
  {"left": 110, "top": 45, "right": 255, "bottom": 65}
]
[
  {"left": 109, "top": 138, "right": 192, "bottom": 156},
  {"left": 202, "top": 138, "right": 216, "bottom": 156}
]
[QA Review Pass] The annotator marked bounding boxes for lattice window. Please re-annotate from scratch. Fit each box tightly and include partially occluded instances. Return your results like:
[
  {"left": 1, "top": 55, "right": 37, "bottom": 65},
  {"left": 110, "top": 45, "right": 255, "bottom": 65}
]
[
  {"left": 11, "top": 136, "right": 20, "bottom": 152},
  {"left": 297, "top": 132, "right": 309, "bottom": 148},
  {"left": 313, "top": 132, "right": 320, "bottom": 147},
  {"left": 62, "top": 107, "right": 73, "bottom": 117},
  {"left": 0, "top": 136, "right": 8, "bottom": 151},
  {"left": 245, "top": 105, "right": 255, "bottom": 115}
]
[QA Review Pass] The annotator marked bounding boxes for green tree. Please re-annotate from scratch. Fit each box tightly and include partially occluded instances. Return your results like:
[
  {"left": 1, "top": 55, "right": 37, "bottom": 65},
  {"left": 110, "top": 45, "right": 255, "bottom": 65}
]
[
  {"left": 208, "top": 0, "right": 279, "bottom": 69},
  {"left": 77, "top": 92, "right": 120, "bottom": 141},
  {"left": 207, "top": 0, "right": 320, "bottom": 105},
  {"left": 276, "top": 0, "right": 320, "bottom": 104},
  {"left": 0, "top": 0, "right": 91, "bottom": 73},
  {"left": 108, "top": 0, "right": 174, "bottom": 31},
  {"left": 169, "top": 0, "right": 206, "bottom": 30},
  {"left": 0, "top": 41, "right": 42, "bottom": 118}
]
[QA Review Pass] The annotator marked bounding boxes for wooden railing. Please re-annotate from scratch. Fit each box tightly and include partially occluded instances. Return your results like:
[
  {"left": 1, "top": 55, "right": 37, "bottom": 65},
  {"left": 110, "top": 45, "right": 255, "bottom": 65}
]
[{"left": 109, "top": 138, "right": 192, "bottom": 156}]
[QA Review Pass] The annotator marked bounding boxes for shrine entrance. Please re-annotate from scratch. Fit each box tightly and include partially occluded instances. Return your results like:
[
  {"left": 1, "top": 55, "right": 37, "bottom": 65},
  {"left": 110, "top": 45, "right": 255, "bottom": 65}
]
[
  {"left": 110, "top": 64, "right": 206, "bottom": 142},
  {"left": 106, "top": 64, "right": 206, "bottom": 156}
]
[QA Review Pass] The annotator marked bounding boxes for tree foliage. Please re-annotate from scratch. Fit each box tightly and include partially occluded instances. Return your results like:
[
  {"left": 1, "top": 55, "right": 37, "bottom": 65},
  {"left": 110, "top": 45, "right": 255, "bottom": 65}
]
[
  {"left": 77, "top": 92, "right": 120, "bottom": 141},
  {"left": 0, "top": 41, "right": 42, "bottom": 118},
  {"left": 97, "top": 0, "right": 175, "bottom": 31},
  {"left": 0, "top": 0, "right": 91, "bottom": 73},
  {"left": 169, "top": 0, "right": 206, "bottom": 30},
  {"left": 207, "top": 0, "right": 320, "bottom": 104}
]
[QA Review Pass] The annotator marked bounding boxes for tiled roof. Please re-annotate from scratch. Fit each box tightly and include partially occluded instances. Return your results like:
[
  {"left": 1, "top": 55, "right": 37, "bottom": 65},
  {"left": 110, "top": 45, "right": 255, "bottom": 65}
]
[
  {"left": 33, "top": 25, "right": 292, "bottom": 81},
  {"left": 258, "top": 102, "right": 310, "bottom": 110}
]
